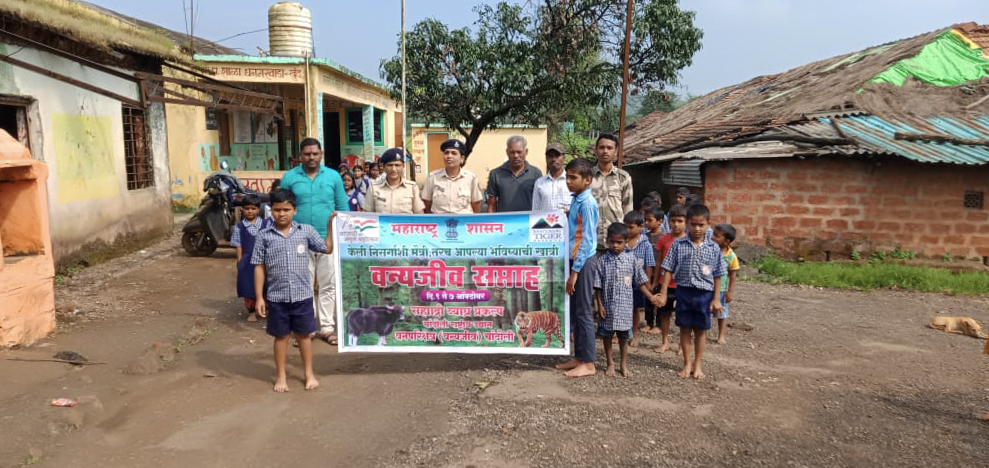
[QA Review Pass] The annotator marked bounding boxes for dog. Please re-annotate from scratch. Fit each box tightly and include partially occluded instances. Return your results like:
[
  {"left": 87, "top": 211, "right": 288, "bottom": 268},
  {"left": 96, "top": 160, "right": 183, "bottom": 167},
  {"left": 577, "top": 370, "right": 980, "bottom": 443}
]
[
  {"left": 928, "top": 316, "right": 988, "bottom": 339},
  {"left": 346, "top": 304, "right": 406, "bottom": 346}
]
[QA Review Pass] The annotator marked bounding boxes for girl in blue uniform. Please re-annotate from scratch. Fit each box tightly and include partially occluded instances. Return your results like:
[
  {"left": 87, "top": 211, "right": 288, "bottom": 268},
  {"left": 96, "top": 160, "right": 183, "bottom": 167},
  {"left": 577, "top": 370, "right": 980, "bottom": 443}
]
[{"left": 231, "top": 194, "right": 271, "bottom": 321}]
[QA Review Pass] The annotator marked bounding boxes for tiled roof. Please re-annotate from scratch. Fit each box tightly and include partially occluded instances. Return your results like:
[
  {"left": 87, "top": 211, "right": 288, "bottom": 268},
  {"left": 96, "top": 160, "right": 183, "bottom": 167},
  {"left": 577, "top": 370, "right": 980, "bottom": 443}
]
[{"left": 623, "top": 22, "right": 989, "bottom": 166}]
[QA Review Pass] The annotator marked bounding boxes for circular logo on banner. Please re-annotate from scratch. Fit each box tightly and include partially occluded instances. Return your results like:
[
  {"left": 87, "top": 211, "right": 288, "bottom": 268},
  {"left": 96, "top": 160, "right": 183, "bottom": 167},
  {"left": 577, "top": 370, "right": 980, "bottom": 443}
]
[
  {"left": 702, "top": 264, "right": 712, "bottom": 276},
  {"left": 297, "top": 244, "right": 306, "bottom": 255}
]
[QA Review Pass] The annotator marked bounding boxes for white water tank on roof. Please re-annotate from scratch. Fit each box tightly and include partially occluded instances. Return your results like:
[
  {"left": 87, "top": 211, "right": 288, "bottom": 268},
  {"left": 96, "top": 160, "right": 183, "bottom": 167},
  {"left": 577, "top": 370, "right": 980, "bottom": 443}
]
[{"left": 268, "top": 2, "right": 313, "bottom": 57}]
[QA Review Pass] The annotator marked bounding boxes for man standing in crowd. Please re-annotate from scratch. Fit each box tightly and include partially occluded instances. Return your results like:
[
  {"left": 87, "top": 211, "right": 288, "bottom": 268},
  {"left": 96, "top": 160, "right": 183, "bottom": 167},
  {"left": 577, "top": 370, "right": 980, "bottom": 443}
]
[
  {"left": 591, "top": 134, "right": 633, "bottom": 250},
  {"left": 486, "top": 135, "right": 542, "bottom": 212},
  {"left": 279, "top": 138, "right": 349, "bottom": 345},
  {"left": 531, "top": 142, "right": 570, "bottom": 213}
]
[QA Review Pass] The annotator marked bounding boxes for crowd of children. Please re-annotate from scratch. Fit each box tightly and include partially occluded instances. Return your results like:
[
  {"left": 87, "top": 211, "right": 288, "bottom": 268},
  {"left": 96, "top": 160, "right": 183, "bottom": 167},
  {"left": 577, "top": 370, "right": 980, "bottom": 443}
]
[{"left": 558, "top": 179, "right": 742, "bottom": 381}]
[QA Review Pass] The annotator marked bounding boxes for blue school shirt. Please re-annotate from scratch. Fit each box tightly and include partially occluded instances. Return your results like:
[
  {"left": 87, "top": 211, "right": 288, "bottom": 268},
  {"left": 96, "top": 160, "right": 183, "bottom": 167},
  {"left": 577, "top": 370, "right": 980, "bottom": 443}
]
[
  {"left": 660, "top": 236, "right": 726, "bottom": 291},
  {"left": 568, "top": 190, "right": 598, "bottom": 273}
]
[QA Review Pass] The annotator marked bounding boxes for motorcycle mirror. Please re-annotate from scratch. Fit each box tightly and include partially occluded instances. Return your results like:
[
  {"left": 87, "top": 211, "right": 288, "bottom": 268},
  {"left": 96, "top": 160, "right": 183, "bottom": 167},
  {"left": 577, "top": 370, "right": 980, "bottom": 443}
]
[{"left": 219, "top": 160, "right": 229, "bottom": 171}]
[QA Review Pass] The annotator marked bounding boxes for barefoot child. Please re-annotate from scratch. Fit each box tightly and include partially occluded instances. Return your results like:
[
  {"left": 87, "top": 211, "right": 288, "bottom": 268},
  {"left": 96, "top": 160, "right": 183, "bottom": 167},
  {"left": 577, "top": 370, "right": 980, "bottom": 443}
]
[
  {"left": 622, "top": 211, "right": 655, "bottom": 347},
  {"left": 555, "top": 158, "right": 599, "bottom": 378},
  {"left": 656, "top": 204, "right": 724, "bottom": 379},
  {"left": 231, "top": 194, "right": 270, "bottom": 322},
  {"left": 596, "top": 222, "right": 662, "bottom": 377},
  {"left": 252, "top": 189, "right": 332, "bottom": 392},
  {"left": 712, "top": 224, "right": 740, "bottom": 344},
  {"left": 651, "top": 204, "right": 687, "bottom": 354},
  {"left": 641, "top": 206, "right": 665, "bottom": 335}
]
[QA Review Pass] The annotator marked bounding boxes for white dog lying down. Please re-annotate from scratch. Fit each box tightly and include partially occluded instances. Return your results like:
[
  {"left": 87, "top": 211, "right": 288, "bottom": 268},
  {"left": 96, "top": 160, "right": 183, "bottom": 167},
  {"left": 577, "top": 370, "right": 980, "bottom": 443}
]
[{"left": 928, "top": 316, "right": 988, "bottom": 339}]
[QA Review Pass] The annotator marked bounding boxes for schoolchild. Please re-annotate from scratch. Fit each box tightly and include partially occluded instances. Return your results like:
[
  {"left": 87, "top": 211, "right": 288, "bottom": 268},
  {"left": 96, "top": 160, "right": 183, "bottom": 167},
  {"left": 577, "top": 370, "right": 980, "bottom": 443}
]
[
  {"left": 712, "top": 224, "right": 740, "bottom": 345},
  {"left": 622, "top": 210, "right": 655, "bottom": 347},
  {"left": 656, "top": 204, "right": 725, "bottom": 380},
  {"left": 230, "top": 194, "right": 271, "bottom": 322},
  {"left": 252, "top": 189, "right": 332, "bottom": 392},
  {"left": 555, "top": 158, "right": 599, "bottom": 378},
  {"left": 341, "top": 170, "right": 364, "bottom": 212},
  {"left": 651, "top": 204, "right": 687, "bottom": 354},
  {"left": 596, "top": 222, "right": 662, "bottom": 377},
  {"left": 641, "top": 206, "right": 665, "bottom": 334}
]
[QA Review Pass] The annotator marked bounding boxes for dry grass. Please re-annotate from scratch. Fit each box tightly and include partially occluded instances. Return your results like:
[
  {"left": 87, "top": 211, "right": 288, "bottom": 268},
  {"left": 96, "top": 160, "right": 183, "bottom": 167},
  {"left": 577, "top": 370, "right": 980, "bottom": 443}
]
[{"left": 0, "top": 0, "right": 185, "bottom": 61}]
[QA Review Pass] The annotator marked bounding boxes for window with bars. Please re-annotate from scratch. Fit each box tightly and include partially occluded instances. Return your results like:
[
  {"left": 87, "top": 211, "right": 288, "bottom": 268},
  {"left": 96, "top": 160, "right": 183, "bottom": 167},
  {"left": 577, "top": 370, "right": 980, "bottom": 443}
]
[
  {"left": 964, "top": 191, "right": 984, "bottom": 210},
  {"left": 122, "top": 106, "right": 154, "bottom": 190}
]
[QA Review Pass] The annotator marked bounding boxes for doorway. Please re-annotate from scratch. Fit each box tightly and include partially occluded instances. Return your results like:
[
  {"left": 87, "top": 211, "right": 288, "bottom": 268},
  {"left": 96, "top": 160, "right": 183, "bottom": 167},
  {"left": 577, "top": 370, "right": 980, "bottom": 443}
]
[{"left": 323, "top": 112, "right": 341, "bottom": 168}]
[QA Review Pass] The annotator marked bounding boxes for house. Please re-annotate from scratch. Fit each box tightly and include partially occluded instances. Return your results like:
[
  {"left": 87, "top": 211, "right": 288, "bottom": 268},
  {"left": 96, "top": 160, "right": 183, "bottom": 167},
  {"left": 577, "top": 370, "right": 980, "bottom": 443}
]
[
  {"left": 623, "top": 23, "right": 989, "bottom": 261},
  {"left": 409, "top": 124, "right": 548, "bottom": 189},
  {"left": 0, "top": 0, "right": 279, "bottom": 265}
]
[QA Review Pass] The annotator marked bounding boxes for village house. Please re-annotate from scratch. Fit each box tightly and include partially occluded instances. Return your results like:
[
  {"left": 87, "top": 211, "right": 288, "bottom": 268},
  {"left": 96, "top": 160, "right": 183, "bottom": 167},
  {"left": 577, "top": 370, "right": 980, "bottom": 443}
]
[
  {"left": 0, "top": 0, "right": 286, "bottom": 265},
  {"left": 623, "top": 22, "right": 989, "bottom": 262}
]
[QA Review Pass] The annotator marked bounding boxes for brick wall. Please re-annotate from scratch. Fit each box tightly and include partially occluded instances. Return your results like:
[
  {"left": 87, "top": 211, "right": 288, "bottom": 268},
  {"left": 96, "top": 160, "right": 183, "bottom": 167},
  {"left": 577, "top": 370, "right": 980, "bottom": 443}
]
[{"left": 703, "top": 157, "right": 989, "bottom": 260}]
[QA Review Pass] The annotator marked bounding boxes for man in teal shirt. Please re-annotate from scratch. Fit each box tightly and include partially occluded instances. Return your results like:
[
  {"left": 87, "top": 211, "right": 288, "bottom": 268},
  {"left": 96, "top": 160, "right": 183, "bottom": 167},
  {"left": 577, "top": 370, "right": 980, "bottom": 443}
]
[{"left": 280, "top": 138, "right": 349, "bottom": 345}]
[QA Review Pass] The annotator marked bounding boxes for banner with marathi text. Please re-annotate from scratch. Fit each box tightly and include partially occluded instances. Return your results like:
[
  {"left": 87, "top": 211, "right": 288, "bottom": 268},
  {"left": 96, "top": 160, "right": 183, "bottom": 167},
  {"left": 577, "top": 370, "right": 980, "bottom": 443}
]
[{"left": 334, "top": 211, "right": 569, "bottom": 354}]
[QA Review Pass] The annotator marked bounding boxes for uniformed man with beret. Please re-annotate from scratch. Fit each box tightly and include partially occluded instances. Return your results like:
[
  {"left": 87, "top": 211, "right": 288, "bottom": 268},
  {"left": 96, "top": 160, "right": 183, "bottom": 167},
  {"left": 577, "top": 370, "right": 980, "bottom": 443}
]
[
  {"left": 421, "top": 138, "right": 483, "bottom": 214},
  {"left": 363, "top": 147, "right": 425, "bottom": 214}
]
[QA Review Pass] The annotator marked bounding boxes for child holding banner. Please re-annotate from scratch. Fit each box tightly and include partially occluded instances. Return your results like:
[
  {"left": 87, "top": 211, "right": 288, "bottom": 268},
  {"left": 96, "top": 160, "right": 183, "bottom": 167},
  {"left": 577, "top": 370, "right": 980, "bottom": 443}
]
[
  {"left": 555, "top": 158, "right": 599, "bottom": 378},
  {"left": 252, "top": 189, "right": 333, "bottom": 392}
]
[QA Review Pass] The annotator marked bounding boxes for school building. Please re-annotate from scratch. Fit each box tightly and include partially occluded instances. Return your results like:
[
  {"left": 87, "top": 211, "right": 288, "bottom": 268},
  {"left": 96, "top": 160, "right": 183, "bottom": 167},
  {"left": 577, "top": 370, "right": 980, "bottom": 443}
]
[{"left": 623, "top": 22, "right": 989, "bottom": 261}]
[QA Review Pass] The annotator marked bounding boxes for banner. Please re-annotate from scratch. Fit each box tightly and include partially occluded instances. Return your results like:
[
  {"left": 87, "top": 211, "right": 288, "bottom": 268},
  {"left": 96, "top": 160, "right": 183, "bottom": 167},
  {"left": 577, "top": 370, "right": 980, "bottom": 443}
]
[{"left": 334, "top": 212, "right": 570, "bottom": 354}]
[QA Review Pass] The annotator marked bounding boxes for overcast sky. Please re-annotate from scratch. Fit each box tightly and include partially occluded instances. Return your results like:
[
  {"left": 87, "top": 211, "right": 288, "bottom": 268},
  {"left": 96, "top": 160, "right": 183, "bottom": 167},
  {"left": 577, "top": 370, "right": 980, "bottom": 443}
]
[{"left": 88, "top": 0, "right": 988, "bottom": 96}]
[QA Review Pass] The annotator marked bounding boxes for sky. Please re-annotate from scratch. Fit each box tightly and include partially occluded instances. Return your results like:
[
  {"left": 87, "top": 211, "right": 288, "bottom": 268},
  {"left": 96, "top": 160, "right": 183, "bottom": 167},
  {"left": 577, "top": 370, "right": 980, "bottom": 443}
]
[{"left": 87, "top": 0, "right": 989, "bottom": 96}]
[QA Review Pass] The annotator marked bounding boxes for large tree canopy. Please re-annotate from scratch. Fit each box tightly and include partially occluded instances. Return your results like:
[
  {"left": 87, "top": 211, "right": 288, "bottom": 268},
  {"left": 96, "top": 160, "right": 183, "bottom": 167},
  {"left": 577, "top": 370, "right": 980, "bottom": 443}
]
[{"left": 381, "top": 0, "right": 703, "bottom": 154}]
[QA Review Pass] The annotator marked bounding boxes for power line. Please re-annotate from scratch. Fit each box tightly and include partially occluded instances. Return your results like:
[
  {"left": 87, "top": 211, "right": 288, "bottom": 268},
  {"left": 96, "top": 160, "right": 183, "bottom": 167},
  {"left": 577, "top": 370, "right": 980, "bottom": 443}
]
[{"left": 213, "top": 28, "right": 269, "bottom": 44}]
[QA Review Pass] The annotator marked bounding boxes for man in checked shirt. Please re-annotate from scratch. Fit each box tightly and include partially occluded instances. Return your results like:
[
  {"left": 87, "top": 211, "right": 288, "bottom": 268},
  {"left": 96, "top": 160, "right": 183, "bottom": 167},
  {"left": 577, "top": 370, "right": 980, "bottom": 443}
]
[
  {"left": 655, "top": 204, "right": 725, "bottom": 381},
  {"left": 252, "top": 189, "right": 333, "bottom": 393}
]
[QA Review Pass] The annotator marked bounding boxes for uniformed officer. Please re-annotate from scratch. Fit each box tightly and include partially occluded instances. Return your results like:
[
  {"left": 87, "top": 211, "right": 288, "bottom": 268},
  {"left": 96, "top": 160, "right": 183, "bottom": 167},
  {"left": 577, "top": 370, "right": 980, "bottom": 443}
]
[
  {"left": 421, "top": 138, "right": 483, "bottom": 214},
  {"left": 363, "top": 147, "right": 425, "bottom": 214}
]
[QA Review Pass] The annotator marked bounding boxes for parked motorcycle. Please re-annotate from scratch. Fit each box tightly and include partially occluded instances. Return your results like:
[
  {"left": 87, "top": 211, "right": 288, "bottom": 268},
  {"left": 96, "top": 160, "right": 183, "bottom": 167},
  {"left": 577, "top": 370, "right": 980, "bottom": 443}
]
[{"left": 181, "top": 163, "right": 269, "bottom": 256}]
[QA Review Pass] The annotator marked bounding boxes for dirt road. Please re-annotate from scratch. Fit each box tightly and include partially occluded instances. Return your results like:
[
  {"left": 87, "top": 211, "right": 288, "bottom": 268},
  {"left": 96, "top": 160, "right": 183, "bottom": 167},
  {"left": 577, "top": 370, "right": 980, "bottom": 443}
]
[{"left": 2, "top": 225, "right": 988, "bottom": 467}]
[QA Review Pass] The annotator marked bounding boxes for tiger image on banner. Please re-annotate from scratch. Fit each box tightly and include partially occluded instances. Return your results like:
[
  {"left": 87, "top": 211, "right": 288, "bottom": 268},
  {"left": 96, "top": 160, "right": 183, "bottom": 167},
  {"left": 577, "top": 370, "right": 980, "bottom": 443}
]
[{"left": 515, "top": 311, "right": 564, "bottom": 348}]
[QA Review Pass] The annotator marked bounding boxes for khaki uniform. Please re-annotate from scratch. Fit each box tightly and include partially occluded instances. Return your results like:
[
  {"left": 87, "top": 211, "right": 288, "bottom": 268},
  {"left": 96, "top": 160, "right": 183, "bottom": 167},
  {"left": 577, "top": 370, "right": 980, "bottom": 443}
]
[
  {"left": 363, "top": 178, "right": 425, "bottom": 214},
  {"left": 421, "top": 168, "right": 483, "bottom": 214},
  {"left": 591, "top": 164, "right": 633, "bottom": 248}
]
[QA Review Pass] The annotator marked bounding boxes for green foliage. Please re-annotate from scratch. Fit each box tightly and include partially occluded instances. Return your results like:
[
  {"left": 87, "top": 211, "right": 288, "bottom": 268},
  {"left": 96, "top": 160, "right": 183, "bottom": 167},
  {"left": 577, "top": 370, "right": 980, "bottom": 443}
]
[
  {"left": 870, "top": 250, "right": 887, "bottom": 261},
  {"left": 753, "top": 256, "right": 989, "bottom": 295},
  {"left": 888, "top": 248, "right": 916, "bottom": 260},
  {"left": 850, "top": 250, "right": 861, "bottom": 261},
  {"left": 381, "top": 0, "right": 703, "bottom": 153},
  {"left": 941, "top": 253, "right": 953, "bottom": 262}
]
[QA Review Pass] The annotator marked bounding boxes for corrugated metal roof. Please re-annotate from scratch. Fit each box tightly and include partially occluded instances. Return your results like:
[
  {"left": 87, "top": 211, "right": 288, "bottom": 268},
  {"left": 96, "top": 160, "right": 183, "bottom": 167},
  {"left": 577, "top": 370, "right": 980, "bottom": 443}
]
[
  {"left": 627, "top": 141, "right": 803, "bottom": 166},
  {"left": 826, "top": 115, "right": 989, "bottom": 164},
  {"left": 664, "top": 159, "right": 704, "bottom": 187}
]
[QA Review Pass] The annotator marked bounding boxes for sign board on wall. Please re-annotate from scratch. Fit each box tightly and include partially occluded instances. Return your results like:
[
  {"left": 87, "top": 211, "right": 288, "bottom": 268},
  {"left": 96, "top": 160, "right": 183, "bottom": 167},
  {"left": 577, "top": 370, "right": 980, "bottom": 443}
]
[
  {"left": 362, "top": 106, "right": 374, "bottom": 158},
  {"left": 333, "top": 211, "right": 570, "bottom": 354}
]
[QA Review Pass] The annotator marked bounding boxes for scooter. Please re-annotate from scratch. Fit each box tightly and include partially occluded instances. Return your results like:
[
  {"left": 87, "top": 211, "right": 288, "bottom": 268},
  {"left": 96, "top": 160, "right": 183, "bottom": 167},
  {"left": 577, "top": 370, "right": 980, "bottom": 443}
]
[{"left": 181, "top": 162, "right": 268, "bottom": 256}]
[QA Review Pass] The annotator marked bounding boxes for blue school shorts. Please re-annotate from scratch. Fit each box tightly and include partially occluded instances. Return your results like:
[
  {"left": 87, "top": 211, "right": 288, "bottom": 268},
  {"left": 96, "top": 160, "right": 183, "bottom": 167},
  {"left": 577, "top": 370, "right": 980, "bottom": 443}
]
[
  {"left": 673, "top": 286, "right": 714, "bottom": 330},
  {"left": 266, "top": 299, "right": 318, "bottom": 337},
  {"left": 632, "top": 290, "right": 646, "bottom": 309},
  {"left": 597, "top": 323, "right": 632, "bottom": 341}
]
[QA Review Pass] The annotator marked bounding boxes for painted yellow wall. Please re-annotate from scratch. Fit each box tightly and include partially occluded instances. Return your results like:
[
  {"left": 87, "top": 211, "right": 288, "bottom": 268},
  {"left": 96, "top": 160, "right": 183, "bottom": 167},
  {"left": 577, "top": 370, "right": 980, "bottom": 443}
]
[
  {"left": 51, "top": 114, "right": 119, "bottom": 203},
  {"left": 409, "top": 126, "right": 549, "bottom": 189},
  {"left": 163, "top": 68, "right": 222, "bottom": 210}
]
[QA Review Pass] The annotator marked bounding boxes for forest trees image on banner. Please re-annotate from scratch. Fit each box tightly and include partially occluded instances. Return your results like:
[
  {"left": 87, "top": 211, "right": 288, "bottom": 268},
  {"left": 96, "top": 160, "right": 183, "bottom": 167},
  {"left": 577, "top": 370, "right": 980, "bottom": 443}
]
[{"left": 334, "top": 212, "right": 570, "bottom": 354}]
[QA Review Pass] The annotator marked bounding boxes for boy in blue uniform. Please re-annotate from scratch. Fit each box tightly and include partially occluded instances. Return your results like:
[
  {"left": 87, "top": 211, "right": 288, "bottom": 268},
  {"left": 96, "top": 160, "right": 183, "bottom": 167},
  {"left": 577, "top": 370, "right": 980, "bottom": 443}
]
[
  {"left": 252, "top": 189, "right": 332, "bottom": 392},
  {"left": 596, "top": 222, "right": 662, "bottom": 377},
  {"left": 622, "top": 210, "right": 655, "bottom": 347},
  {"left": 656, "top": 204, "right": 725, "bottom": 380},
  {"left": 555, "top": 158, "right": 599, "bottom": 378}
]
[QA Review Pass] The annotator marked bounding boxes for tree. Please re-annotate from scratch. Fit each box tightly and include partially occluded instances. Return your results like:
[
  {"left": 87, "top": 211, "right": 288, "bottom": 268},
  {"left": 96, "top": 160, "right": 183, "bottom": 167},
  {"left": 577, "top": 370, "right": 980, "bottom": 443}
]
[{"left": 381, "top": 0, "right": 703, "bottom": 155}]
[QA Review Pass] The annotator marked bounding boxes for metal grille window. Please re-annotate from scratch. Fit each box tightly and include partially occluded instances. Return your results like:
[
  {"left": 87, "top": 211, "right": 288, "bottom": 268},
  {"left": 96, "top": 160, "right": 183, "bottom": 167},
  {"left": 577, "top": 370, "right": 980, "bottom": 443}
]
[
  {"left": 964, "top": 191, "right": 984, "bottom": 210},
  {"left": 122, "top": 106, "right": 154, "bottom": 190}
]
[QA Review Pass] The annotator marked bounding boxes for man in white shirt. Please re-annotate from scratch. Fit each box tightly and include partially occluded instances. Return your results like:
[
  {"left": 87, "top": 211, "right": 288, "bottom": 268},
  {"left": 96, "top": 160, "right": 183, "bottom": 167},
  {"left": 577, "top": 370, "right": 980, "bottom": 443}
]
[{"left": 531, "top": 142, "right": 571, "bottom": 212}]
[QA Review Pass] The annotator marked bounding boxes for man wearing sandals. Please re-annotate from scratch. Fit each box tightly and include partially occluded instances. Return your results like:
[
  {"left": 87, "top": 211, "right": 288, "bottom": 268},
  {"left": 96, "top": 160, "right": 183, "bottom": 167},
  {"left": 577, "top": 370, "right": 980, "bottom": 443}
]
[{"left": 280, "top": 138, "right": 349, "bottom": 345}]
